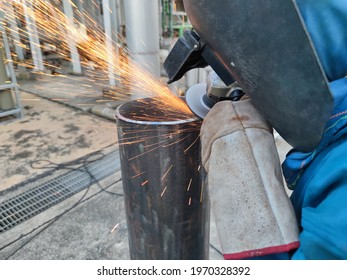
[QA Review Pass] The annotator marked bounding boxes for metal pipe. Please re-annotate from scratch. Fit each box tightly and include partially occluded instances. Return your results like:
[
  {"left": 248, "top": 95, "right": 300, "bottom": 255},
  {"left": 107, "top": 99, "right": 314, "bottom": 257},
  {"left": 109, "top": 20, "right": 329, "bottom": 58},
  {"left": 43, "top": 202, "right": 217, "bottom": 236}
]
[{"left": 115, "top": 98, "right": 209, "bottom": 259}]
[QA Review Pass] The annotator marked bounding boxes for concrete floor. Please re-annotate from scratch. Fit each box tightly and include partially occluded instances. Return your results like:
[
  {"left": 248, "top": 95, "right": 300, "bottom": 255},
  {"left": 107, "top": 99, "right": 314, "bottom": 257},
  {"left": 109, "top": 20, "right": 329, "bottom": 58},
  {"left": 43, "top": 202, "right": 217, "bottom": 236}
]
[
  {"left": 0, "top": 74, "right": 292, "bottom": 260},
  {"left": 0, "top": 91, "right": 118, "bottom": 191}
]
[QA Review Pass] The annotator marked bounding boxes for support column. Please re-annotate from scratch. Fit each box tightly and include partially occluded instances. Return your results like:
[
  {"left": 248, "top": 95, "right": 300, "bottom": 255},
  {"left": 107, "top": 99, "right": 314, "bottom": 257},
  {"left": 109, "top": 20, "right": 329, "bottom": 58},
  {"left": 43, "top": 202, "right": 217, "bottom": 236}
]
[
  {"left": 102, "top": 0, "right": 117, "bottom": 86},
  {"left": 5, "top": 2, "right": 25, "bottom": 60},
  {"left": 108, "top": 0, "right": 120, "bottom": 43},
  {"left": 115, "top": 0, "right": 123, "bottom": 37},
  {"left": 62, "top": 0, "right": 82, "bottom": 75},
  {"left": 22, "top": 0, "right": 44, "bottom": 72},
  {"left": 124, "top": 0, "right": 160, "bottom": 77}
]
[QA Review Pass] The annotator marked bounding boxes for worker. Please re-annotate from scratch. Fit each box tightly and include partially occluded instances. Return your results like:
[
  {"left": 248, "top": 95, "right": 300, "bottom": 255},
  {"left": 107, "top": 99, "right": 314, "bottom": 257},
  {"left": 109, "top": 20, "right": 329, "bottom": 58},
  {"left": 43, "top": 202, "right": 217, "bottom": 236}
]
[{"left": 200, "top": 0, "right": 347, "bottom": 259}]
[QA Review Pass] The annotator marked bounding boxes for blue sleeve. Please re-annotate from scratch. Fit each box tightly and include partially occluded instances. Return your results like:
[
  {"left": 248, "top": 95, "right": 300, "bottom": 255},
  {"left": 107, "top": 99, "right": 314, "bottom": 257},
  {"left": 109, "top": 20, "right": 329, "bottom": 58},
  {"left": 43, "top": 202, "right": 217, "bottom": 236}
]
[
  {"left": 246, "top": 253, "right": 290, "bottom": 260},
  {"left": 248, "top": 137, "right": 347, "bottom": 260},
  {"left": 290, "top": 134, "right": 347, "bottom": 259}
]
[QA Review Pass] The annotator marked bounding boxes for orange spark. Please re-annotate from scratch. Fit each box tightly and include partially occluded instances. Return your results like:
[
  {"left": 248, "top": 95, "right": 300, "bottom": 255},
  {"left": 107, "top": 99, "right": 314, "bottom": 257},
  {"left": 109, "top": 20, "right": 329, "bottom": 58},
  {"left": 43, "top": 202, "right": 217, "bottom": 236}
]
[
  {"left": 160, "top": 186, "right": 167, "bottom": 197},
  {"left": 3, "top": 0, "right": 195, "bottom": 120},
  {"left": 187, "top": 178, "right": 193, "bottom": 191},
  {"left": 161, "top": 165, "right": 173, "bottom": 181},
  {"left": 141, "top": 180, "right": 149, "bottom": 187},
  {"left": 110, "top": 223, "right": 119, "bottom": 233}
]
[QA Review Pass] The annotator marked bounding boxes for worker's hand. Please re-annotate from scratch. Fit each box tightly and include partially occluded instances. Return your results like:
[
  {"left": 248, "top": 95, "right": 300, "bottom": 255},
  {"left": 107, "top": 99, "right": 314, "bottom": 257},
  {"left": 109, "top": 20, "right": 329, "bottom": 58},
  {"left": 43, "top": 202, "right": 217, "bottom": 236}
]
[{"left": 200, "top": 98, "right": 299, "bottom": 259}]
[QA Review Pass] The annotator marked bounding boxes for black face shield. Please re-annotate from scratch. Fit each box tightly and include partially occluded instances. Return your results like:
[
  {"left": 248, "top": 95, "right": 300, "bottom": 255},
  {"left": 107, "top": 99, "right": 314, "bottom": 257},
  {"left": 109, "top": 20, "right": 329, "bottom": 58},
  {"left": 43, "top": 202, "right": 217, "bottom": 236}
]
[{"left": 165, "top": 0, "right": 333, "bottom": 151}]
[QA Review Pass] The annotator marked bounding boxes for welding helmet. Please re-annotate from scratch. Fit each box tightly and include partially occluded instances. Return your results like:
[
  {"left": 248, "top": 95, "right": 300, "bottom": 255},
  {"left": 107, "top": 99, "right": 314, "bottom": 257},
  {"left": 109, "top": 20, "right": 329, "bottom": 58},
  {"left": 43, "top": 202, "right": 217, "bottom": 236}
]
[{"left": 165, "top": 0, "right": 347, "bottom": 151}]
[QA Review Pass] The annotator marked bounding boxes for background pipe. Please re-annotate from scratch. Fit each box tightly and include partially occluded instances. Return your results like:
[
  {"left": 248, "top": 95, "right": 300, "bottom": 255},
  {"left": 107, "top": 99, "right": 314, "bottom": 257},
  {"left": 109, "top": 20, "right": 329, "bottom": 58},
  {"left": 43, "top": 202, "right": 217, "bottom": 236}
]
[
  {"left": 115, "top": 98, "right": 209, "bottom": 259},
  {"left": 123, "top": 0, "right": 160, "bottom": 78}
]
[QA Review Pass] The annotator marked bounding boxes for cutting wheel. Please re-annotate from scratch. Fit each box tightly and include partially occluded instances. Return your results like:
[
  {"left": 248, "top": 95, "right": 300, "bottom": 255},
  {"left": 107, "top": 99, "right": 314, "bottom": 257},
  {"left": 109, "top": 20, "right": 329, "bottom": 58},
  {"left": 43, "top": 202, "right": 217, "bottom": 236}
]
[{"left": 185, "top": 83, "right": 211, "bottom": 119}]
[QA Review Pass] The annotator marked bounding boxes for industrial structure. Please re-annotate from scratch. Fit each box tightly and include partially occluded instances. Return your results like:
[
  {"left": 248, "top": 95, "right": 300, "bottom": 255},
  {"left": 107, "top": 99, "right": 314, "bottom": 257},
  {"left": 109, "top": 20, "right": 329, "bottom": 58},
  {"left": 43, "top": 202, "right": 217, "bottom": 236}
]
[{"left": 0, "top": 0, "right": 192, "bottom": 120}]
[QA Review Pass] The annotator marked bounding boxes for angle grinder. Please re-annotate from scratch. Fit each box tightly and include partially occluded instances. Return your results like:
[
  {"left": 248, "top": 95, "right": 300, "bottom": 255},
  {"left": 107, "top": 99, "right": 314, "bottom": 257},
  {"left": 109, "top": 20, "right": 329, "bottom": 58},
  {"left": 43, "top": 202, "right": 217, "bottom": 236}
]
[
  {"left": 163, "top": 30, "right": 244, "bottom": 119},
  {"left": 185, "top": 71, "right": 244, "bottom": 119}
]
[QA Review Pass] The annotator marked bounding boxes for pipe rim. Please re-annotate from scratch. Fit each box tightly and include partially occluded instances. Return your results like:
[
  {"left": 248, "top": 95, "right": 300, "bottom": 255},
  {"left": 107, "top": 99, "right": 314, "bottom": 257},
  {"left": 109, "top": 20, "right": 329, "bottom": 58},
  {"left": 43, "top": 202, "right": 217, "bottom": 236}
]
[{"left": 115, "top": 100, "right": 199, "bottom": 126}]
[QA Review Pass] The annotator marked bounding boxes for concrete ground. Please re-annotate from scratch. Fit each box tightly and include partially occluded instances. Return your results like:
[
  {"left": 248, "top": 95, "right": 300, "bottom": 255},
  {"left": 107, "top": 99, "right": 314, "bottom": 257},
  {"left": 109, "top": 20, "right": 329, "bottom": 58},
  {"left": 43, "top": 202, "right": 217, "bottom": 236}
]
[
  {"left": 0, "top": 91, "right": 118, "bottom": 191},
  {"left": 0, "top": 74, "right": 292, "bottom": 260}
]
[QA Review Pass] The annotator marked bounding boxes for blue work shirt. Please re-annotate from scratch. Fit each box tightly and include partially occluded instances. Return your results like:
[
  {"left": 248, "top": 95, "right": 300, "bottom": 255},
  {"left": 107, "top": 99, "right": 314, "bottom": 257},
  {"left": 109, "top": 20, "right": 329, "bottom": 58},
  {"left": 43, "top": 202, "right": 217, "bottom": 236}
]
[
  {"left": 239, "top": 0, "right": 347, "bottom": 260},
  {"left": 282, "top": 77, "right": 347, "bottom": 259},
  {"left": 267, "top": 0, "right": 347, "bottom": 259}
]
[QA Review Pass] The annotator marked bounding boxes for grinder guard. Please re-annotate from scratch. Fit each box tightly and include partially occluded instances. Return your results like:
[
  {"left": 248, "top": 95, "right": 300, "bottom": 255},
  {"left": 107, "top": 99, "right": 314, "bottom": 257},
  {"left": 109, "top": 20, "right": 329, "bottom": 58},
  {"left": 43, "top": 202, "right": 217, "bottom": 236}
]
[
  {"left": 164, "top": 0, "right": 334, "bottom": 152},
  {"left": 164, "top": 30, "right": 235, "bottom": 86}
]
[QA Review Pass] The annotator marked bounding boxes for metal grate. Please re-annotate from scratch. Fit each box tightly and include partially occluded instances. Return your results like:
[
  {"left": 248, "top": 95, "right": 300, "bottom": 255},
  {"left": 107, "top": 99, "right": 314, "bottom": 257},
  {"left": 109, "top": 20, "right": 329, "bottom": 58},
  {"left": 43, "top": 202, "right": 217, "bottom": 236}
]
[{"left": 0, "top": 151, "right": 120, "bottom": 233}]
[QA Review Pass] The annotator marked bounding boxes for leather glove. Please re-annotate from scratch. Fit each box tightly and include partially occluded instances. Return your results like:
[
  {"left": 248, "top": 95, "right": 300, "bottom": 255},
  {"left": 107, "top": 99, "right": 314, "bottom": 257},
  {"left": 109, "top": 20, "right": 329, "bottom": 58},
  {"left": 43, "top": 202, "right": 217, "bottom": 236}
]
[{"left": 201, "top": 98, "right": 299, "bottom": 259}]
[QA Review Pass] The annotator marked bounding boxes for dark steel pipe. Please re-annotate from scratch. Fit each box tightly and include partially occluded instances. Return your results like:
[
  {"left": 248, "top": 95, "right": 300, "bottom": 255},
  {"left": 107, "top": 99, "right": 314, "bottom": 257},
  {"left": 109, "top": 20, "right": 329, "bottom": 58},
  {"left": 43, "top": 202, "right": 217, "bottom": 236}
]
[{"left": 115, "top": 98, "right": 209, "bottom": 260}]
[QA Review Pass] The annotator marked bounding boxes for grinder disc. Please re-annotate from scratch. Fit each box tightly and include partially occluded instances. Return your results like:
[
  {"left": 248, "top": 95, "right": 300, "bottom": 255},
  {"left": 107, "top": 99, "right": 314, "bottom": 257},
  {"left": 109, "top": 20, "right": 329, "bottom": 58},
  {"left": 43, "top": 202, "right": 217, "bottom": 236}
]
[{"left": 185, "top": 83, "right": 211, "bottom": 119}]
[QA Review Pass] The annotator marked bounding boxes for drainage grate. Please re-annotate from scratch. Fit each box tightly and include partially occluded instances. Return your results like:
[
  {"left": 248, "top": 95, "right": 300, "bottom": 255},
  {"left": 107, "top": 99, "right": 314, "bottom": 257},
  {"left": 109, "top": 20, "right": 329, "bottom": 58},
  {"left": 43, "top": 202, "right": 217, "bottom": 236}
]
[{"left": 0, "top": 151, "right": 120, "bottom": 233}]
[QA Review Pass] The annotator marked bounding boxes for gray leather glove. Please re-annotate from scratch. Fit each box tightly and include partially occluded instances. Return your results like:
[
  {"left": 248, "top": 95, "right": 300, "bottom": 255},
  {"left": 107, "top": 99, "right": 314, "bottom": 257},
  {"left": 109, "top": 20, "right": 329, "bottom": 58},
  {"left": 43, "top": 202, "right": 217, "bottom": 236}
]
[{"left": 201, "top": 98, "right": 299, "bottom": 259}]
